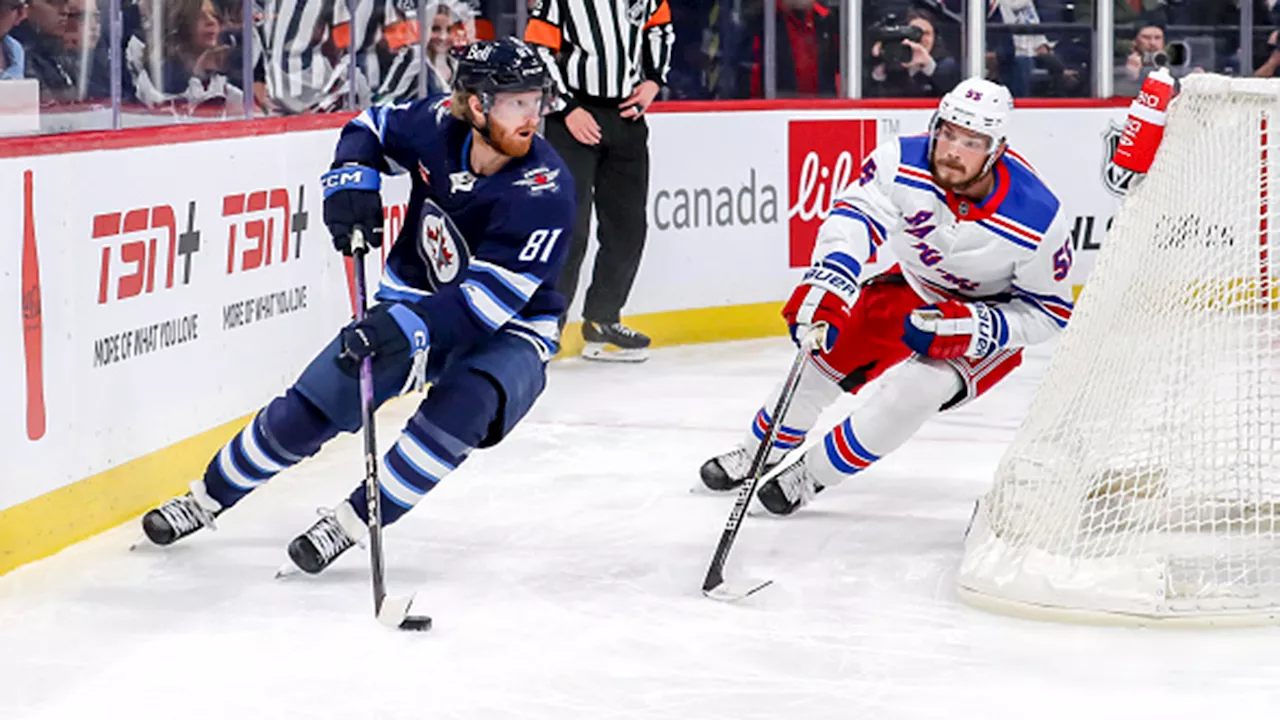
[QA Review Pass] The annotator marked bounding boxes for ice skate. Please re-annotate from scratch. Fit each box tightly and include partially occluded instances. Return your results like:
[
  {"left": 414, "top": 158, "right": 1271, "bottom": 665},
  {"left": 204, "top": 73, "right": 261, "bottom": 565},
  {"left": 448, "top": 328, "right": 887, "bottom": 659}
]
[
  {"left": 756, "top": 457, "right": 824, "bottom": 516},
  {"left": 700, "top": 446, "right": 776, "bottom": 492},
  {"left": 286, "top": 501, "right": 367, "bottom": 575},
  {"left": 140, "top": 481, "right": 223, "bottom": 546}
]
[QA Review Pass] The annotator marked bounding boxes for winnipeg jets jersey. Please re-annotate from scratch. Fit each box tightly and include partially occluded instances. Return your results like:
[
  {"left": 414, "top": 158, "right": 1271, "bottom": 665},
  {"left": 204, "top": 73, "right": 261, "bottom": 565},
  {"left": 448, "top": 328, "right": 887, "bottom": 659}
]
[
  {"left": 817, "top": 134, "right": 1074, "bottom": 348},
  {"left": 333, "top": 97, "right": 575, "bottom": 360}
]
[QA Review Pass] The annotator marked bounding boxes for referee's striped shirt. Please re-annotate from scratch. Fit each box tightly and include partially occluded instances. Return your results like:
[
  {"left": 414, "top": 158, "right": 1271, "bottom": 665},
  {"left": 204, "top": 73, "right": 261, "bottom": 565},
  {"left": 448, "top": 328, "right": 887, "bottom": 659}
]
[{"left": 523, "top": 0, "right": 675, "bottom": 109}]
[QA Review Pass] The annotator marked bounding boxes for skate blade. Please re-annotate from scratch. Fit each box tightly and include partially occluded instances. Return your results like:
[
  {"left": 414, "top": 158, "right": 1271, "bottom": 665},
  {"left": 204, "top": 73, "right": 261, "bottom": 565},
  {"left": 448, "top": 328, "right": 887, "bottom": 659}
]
[
  {"left": 702, "top": 577, "right": 774, "bottom": 603},
  {"left": 688, "top": 483, "right": 743, "bottom": 496},
  {"left": 581, "top": 342, "right": 648, "bottom": 363},
  {"left": 377, "top": 594, "right": 433, "bottom": 631}
]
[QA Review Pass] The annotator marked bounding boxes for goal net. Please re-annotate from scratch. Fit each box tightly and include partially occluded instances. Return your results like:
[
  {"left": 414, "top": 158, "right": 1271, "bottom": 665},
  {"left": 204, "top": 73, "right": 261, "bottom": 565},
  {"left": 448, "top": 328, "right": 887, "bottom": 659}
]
[{"left": 957, "top": 74, "right": 1280, "bottom": 625}]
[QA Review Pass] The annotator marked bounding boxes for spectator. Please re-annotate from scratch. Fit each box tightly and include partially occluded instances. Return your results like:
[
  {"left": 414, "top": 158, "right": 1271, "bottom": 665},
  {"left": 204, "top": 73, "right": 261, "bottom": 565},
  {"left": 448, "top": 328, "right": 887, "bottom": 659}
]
[
  {"left": 0, "top": 0, "right": 26, "bottom": 80},
  {"left": 1256, "top": 29, "right": 1280, "bottom": 77},
  {"left": 426, "top": 5, "right": 462, "bottom": 88},
  {"left": 865, "top": 9, "right": 959, "bottom": 97},
  {"left": 10, "top": 0, "right": 76, "bottom": 101},
  {"left": 1115, "top": 22, "right": 1163, "bottom": 96},
  {"left": 376, "top": 2, "right": 473, "bottom": 104},
  {"left": 59, "top": 0, "right": 90, "bottom": 50},
  {"left": 746, "top": 0, "right": 841, "bottom": 98},
  {"left": 60, "top": 0, "right": 111, "bottom": 100},
  {"left": 1071, "top": 0, "right": 1158, "bottom": 26},
  {"left": 160, "top": 0, "right": 231, "bottom": 93},
  {"left": 128, "top": 0, "right": 243, "bottom": 114}
]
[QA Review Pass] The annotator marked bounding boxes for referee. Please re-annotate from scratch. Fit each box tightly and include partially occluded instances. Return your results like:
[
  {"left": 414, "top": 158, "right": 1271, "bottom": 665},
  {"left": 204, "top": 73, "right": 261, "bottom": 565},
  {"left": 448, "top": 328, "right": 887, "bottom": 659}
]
[{"left": 524, "top": 0, "right": 674, "bottom": 363}]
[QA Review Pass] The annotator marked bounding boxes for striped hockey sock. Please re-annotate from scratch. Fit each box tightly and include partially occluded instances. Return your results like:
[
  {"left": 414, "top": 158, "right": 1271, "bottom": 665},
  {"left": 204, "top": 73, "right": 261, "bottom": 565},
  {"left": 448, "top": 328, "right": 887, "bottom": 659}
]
[{"left": 349, "top": 415, "right": 473, "bottom": 526}]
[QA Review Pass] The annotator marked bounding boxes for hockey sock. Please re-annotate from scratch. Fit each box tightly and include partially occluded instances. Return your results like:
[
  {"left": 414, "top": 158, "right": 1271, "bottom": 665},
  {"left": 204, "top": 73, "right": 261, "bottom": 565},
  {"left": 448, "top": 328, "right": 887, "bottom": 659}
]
[
  {"left": 348, "top": 370, "right": 499, "bottom": 526},
  {"left": 805, "top": 358, "right": 963, "bottom": 488},
  {"left": 741, "top": 356, "right": 842, "bottom": 463},
  {"left": 202, "top": 389, "right": 339, "bottom": 508}
]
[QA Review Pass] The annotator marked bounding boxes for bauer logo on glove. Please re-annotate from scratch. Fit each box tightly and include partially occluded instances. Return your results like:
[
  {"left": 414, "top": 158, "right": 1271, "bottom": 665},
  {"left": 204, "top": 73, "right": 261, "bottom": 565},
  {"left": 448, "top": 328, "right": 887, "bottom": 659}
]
[
  {"left": 782, "top": 253, "right": 862, "bottom": 353},
  {"left": 901, "top": 301, "right": 1009, "bottom": 360}
]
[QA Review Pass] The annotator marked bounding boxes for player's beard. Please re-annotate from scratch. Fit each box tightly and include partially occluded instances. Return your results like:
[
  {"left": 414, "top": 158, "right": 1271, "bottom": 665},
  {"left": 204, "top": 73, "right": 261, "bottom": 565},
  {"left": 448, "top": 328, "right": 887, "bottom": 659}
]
[
  {"left": 486, "top": 117, "right": 539, "bottom": 158},
  {"left": 930, "top": 156, "right": 987, "bottom": 194}
]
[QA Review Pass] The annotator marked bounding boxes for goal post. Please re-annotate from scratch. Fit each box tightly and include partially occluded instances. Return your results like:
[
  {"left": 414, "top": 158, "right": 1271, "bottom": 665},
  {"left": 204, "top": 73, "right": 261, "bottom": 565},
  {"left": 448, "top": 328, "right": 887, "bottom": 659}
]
[{"left": 957, "top": 74, "right": 1280, "bottom": 626}]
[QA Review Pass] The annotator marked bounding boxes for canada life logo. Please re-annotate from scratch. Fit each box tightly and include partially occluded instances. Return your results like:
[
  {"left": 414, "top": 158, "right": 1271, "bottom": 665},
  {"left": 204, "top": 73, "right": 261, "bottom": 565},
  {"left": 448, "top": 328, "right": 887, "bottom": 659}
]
[{"left": 787, "top": 119, "right": 878, "bottom": 267}]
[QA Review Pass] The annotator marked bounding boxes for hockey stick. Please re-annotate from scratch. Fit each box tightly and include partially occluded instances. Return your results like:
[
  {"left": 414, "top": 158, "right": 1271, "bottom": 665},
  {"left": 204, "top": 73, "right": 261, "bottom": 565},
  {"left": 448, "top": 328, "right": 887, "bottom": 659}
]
[
  {"left": 351, "top": 230, "right": 433, "bottom": 632},
  {"left": 701, "top": 328, "right": 819, "bottom": 602}
]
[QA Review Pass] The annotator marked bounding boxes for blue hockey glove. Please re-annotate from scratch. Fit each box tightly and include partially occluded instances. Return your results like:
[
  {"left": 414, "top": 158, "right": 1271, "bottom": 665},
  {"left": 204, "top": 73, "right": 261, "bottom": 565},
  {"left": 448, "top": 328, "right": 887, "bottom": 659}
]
[
  {"left": 322, "top": 165, "right": 384, "bottom": 255},
  {"left": 336, "top": 303, "right": 431, "bottom": 375},
  {"left": 901, "top": 300, "right": 1009, "bottom": 360}
]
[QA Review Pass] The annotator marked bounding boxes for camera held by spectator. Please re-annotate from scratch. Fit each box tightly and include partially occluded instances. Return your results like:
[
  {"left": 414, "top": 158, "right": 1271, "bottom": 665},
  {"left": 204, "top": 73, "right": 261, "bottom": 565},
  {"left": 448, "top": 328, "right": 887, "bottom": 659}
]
[
  {"left": 870, "top": 14, "right": 923, "bottom": 66},
  {"left": 866, "top": 10, "right": 958, "bottom": 99}
]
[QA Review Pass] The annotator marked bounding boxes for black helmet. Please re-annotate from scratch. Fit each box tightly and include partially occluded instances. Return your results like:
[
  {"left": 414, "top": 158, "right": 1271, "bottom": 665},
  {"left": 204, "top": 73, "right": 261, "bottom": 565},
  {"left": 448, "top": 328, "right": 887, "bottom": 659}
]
[{"left": 454, "top": 37, "right": 552, "bottom": 101}]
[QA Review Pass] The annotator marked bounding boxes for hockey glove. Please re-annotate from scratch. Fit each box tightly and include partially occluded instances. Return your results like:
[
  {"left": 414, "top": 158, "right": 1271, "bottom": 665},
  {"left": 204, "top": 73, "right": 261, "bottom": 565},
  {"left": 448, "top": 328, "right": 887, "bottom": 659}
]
[
  {"left": 782, "top": 253, "right": 861, "bottom": 352},
  {"left": 336, "top": 303, "right": 431, "bottom": 375},
  {"left": 901, "top": 301, "right": 1009, "bottom": 360},
  {"left": 322, "top": 164, "right": 384, "bottom": 255}
]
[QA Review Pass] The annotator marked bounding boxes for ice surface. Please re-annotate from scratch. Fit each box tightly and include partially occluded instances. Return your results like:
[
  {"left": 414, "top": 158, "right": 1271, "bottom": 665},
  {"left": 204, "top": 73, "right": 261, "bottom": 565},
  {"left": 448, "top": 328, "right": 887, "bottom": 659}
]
[{"left": 2, "top": 338, "right": 1279, "bottom": 720}]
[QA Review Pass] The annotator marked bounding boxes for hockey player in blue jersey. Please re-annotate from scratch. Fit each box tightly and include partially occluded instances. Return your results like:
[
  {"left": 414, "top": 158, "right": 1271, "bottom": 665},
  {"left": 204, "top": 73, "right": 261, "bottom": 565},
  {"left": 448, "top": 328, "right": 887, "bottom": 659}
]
[{"left": 139, "top": 37, "right": 576, "bottom": 575}]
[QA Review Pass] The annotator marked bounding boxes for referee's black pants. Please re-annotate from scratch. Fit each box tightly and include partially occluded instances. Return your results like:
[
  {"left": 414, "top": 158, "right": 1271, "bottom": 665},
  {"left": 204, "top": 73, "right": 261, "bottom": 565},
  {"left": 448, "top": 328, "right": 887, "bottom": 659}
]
[{"left": 544, "top": 101, "right": 650, "bottom": 326}]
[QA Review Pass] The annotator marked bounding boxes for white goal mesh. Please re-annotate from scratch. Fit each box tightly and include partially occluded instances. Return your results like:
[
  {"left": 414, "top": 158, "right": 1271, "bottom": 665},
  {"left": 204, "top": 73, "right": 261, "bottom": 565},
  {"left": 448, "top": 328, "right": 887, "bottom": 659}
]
[{"left": 957, "top": 75, "right": 1280, "bottom": 625}]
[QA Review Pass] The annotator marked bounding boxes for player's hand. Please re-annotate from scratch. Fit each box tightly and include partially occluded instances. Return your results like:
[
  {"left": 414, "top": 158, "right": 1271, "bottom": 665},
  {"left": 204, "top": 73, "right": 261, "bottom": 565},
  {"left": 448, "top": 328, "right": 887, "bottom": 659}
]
[
  {"left": 901, "top": 301, "right": 1008, "bottom": 360},
  {"left": 336, "top": 303, "right": 431, "bottom": 374},
  {"left": 781, "top": 254, "right": 861, "bottom": 353},
  {"left": 565, "top": 107, "right": 602, "bottom": 145},
  {"left": 321, "top": 165, "right": 384, "bottom": 255},
  {"left": 619, "top": 80, "right": 660, "bottom": 120}
]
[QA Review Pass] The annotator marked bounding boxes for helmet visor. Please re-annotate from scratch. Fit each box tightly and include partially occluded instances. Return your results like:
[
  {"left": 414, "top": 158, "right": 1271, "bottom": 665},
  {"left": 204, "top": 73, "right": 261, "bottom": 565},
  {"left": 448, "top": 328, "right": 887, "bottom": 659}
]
[{"left": 488, "top": 89, "right": 549, "bottom": 124}]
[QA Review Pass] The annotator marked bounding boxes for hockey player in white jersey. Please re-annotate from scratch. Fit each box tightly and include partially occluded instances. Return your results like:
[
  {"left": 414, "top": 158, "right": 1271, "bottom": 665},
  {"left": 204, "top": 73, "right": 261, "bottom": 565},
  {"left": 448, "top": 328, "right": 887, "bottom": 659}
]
[{"left": 700, "top": 78, "right": 1075, "bottom": 514}]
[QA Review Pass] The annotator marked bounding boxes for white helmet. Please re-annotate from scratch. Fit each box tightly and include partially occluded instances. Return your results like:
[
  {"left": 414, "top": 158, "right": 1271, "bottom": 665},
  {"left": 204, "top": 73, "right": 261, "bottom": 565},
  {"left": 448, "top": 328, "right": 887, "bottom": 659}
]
[{"left": 929, "top": 77, "right": 1014, "bottom": 174}]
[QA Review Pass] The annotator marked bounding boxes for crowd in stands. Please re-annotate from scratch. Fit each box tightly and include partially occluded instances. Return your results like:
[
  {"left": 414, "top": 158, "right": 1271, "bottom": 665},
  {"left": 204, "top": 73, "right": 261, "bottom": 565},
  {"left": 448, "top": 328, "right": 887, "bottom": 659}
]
[
  {"left": 1, "top": 0, "right": 1279, "bottom": 126},
  {"left": 669, "top": 0, "right": 1280, "bottom": 100},
  {"left": 0, "top": 0, "right": 490, "bottom": 120}
]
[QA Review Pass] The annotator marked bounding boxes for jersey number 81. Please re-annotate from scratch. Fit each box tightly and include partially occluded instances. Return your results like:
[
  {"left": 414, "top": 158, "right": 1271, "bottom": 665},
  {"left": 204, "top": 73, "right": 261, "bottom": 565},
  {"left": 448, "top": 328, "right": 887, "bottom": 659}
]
[{"left": 519, "top": 229, "right": 562, "bottom": 263}]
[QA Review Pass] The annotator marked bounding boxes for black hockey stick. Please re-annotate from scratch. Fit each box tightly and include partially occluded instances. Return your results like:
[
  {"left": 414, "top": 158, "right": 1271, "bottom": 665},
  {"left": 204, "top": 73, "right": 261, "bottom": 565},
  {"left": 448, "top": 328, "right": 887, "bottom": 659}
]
[
  {"left": 351, "top": 230, "right": 432, "bottom": 631},
  {"left": 701, "top": 328, "right": 819, "bottom": 602}
]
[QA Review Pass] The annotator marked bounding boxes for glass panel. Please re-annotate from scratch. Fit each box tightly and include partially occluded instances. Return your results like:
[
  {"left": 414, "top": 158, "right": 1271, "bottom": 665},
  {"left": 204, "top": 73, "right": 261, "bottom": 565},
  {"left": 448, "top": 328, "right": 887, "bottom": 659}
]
[
  {"left": 1111, "top": 5, "right": 1259, "bottom": 97},
  {"left": 763, "top": 0, "right": 841, "bottom": 99},
  {"left": 986, "top": 0, "right": 1089, "bottom": 98},
  {"left": 110, "top": 0, "right": 247, "bottom": 126},
  {"left": 256, "top": 0, "right": 356, "bottom": 113},
  {"left": 865, "top": 3, "right": 960, "bottom": 98},
  {"left": 0, "top": 0, "right": 116, "bottom": 135},
  {"left": 1255, "top": 6, "right": 1280, "bottom": 78},
  {"left": 659, "top": 0, "right": 756, "bottom": 100},
  {"left": 368, "top": 0, "right": 476, "bottom": 104}
]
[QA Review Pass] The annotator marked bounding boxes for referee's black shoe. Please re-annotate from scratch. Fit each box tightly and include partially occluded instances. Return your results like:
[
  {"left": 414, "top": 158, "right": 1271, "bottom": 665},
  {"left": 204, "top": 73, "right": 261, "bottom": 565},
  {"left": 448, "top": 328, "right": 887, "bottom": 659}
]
[{"left": 582, "top": 321, "right": 650, "bottom": 363}]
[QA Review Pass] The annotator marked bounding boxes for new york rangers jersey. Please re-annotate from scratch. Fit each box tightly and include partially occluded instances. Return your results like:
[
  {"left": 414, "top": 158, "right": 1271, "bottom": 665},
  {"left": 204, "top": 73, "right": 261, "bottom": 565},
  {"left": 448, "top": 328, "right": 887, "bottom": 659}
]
[
  {"left": 333, "top": 97, "right": 575, "bottom": 360},
  {"left": 817, "top": 134, "right": 1074, "bottom": 348}
]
